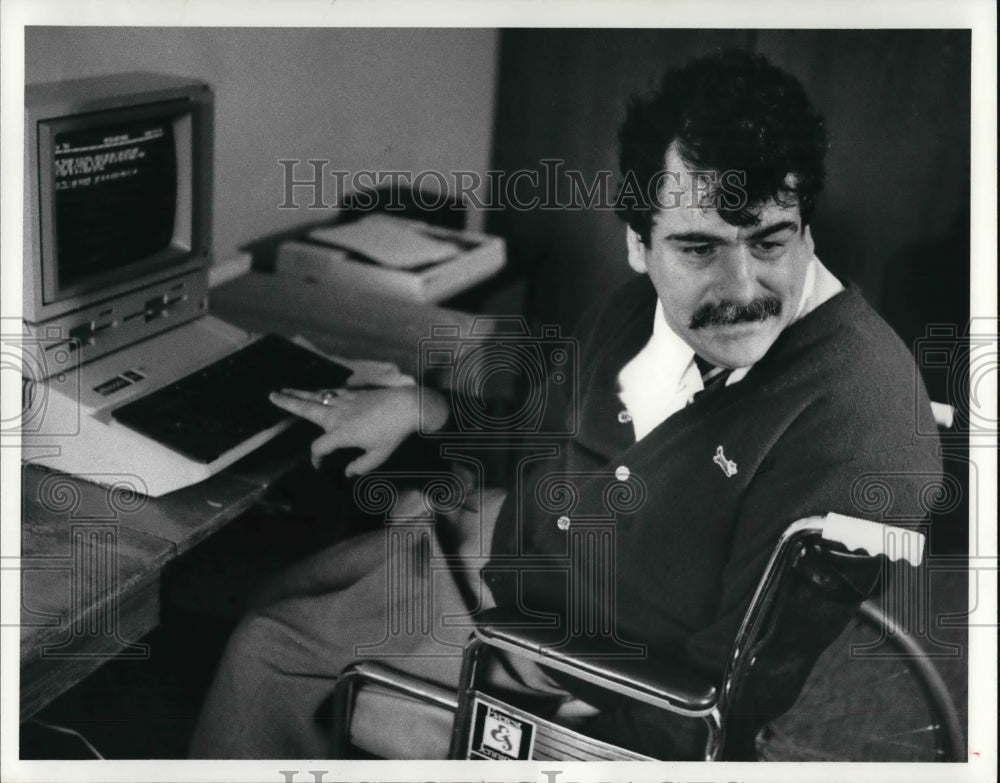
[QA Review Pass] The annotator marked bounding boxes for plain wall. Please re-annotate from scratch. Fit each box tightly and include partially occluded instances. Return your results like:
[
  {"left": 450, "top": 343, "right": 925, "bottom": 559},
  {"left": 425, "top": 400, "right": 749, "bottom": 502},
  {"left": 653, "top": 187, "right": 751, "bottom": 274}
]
[{"left": 25, "top": 27, "right": 500, "bottom": 263}]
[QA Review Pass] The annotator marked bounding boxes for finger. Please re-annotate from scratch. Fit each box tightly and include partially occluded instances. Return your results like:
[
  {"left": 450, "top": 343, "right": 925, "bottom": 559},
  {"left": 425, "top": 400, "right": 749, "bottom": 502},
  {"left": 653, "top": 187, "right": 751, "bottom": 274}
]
[
  {"left": 281, "top": 388, "right": 347, "bottom": 404},
  {"left": 310, "top": 430, "right": 346, "bottom": 469},
  {"left": 279, "top": 388, "right": 324, "bottom": 402},
  {"left": 345, "top": 448, "right": 388, "bottom": 477},
  {"left": 269, "top": 391, "right": 331, "bottom": 425}
]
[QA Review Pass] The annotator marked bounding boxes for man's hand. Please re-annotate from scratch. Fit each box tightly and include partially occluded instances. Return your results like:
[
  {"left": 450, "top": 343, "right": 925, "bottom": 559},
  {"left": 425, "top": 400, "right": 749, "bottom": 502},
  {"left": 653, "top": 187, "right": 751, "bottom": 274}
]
[{"left": 269, "top": 386, "right": 448, "bottom": 476}]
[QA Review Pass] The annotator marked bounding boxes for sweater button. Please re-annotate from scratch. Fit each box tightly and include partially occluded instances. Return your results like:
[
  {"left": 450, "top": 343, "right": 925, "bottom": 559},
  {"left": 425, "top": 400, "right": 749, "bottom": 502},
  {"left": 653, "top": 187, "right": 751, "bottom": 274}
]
[
  {"left": 556, "top": 515, "right": 571, "bottom": 530},
  {"left": 615, "top": 465, "right": 630, "bottom": 481},
  {"left": 617, "top": 409, "right": 632, "bottom": 424}
]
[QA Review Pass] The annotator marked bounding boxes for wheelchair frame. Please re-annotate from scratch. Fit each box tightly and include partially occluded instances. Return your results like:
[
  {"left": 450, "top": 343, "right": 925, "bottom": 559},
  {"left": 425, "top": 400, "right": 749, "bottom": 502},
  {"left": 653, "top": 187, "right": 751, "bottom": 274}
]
[{"left": 331, "top": 514, "right": 965, "bottom": 761}]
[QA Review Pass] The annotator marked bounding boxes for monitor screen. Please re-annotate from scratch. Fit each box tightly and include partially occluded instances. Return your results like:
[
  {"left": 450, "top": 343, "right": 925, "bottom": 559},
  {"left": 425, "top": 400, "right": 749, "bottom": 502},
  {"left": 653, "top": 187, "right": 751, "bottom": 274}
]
[
  {"left": 37, "top": 99, "right": 198, "bottom": 306},
  {"left": 53, "top": 118, "right": 179, "bottom": 290}
]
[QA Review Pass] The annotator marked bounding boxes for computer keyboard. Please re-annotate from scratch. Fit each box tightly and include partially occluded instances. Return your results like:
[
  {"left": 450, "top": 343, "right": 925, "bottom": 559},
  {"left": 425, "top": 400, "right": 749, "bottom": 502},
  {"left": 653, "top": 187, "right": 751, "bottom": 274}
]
[{"left": 111, "top": 334, "right": 353, "bottom": 463}]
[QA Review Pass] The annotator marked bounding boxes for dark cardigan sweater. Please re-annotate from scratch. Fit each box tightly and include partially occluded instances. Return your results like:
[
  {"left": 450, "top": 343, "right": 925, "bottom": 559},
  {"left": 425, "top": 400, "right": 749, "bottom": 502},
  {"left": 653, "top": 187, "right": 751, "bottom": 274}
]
[{"left": 483, "top": 275, "right": 943, "bottom": 685}]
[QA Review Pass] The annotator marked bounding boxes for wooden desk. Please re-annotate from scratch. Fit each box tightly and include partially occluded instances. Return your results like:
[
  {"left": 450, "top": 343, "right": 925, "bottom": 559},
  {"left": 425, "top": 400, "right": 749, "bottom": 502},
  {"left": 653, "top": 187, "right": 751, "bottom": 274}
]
[
  {"left": 20, "top": 273, "right": 477, "bottom": 719},
  {"left": 20, "top": 448, "right": 283, "bottom": 719}
]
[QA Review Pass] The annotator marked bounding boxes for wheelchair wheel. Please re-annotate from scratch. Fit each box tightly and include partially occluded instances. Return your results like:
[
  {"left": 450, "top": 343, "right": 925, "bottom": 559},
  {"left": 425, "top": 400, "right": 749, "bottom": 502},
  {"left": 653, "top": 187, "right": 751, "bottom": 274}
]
[{"left": 755, "top": 599, "right": 965, "bottom": 762}]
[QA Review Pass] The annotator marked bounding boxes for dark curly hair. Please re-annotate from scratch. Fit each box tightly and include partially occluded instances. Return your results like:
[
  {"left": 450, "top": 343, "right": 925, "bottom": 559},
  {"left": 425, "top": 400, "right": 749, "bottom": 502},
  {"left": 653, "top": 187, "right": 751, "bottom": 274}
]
[{"left": 616, "top": 49, "right": 828, "bottom": 245}]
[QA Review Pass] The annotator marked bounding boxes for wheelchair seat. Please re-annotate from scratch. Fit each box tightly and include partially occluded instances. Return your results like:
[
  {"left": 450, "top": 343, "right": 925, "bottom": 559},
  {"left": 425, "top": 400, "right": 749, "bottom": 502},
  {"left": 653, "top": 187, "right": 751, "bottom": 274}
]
[{"left": 330, "top": 513, "right": 964, "bottom": 761}]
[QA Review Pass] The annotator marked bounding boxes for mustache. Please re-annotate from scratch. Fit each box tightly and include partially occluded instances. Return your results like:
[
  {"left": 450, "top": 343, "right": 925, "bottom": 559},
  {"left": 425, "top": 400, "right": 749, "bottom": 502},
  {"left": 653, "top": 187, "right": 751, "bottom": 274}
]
[{"left": 689, "top": 297, "right": 782, "bottom": 330}]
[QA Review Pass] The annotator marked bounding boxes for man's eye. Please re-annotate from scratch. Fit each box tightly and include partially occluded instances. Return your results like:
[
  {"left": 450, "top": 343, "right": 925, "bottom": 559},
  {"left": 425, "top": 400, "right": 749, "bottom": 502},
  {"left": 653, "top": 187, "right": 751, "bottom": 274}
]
[
  {"left": 681, "top": 245, "right": 715, "bottom": 257},
  {"left": 754, "top": 241, "right": 785, "bottom": 257}
]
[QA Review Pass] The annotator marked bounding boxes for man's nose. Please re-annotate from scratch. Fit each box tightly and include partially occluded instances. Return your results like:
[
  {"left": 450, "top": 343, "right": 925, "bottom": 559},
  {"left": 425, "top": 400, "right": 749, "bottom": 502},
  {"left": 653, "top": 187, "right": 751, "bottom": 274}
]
[{"left": 717, "top": 246, "right": 758, "bottom": 304}]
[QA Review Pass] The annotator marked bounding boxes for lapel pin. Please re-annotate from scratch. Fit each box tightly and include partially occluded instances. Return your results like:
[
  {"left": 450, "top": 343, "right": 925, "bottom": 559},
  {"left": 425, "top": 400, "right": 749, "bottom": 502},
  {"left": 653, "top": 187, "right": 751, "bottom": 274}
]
[{"left": 713, "top": 445, "right": 738, "bottom": 478}]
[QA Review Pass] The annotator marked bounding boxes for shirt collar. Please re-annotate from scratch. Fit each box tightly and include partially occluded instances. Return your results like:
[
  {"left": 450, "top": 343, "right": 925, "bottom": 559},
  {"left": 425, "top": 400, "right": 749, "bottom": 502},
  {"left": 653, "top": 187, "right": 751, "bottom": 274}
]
[{"left": 646, "top": 296, "right": 697, "bottom": 392}]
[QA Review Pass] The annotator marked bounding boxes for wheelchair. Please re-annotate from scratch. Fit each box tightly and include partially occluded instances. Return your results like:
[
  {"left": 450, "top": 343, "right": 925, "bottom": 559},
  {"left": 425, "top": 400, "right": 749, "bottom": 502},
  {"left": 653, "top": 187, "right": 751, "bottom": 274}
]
[{"left": 330, "top": 513, "right": 965, "bottom": 761}]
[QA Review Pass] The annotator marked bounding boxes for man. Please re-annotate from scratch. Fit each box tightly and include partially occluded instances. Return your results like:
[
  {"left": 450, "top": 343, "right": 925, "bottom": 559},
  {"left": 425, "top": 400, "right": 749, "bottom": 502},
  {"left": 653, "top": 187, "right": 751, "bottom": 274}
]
[{"left": 190, "top": 50, "right": 941, "bottom": 759}]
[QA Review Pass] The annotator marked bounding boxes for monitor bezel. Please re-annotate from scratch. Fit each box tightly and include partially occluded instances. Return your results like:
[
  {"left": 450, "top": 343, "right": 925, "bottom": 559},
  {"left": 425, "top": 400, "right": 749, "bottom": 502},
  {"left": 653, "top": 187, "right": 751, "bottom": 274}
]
[{"left": 24, "top": 73, "right": 213, "bottom": 326}]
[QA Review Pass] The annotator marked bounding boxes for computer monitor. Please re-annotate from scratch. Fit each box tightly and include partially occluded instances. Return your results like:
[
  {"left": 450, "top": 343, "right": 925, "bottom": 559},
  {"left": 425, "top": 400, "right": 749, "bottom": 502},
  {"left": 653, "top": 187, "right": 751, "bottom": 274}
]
[{"left": 24, "top": 72, "right": 214, "bottom": 375}]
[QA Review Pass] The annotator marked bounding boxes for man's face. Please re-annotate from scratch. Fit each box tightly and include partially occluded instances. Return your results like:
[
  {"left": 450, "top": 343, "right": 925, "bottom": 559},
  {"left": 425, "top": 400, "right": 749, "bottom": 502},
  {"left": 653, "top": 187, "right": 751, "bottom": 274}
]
[{"left": 627, "top": 147, "right": 815, "bottom": 369}]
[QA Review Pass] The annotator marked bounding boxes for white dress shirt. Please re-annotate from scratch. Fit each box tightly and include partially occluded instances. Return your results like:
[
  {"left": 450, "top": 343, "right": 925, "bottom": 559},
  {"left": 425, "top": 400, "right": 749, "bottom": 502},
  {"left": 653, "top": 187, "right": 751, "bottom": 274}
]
[{"left": 617, "top": 255, "right": 844, "bottom": 441}]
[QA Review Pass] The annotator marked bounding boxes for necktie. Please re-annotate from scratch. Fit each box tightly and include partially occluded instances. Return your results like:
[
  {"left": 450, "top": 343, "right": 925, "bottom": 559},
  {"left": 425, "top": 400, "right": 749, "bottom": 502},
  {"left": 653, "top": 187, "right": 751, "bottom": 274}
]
[{"left": 693, "top": 355, "right": 733, "bottom": 394}]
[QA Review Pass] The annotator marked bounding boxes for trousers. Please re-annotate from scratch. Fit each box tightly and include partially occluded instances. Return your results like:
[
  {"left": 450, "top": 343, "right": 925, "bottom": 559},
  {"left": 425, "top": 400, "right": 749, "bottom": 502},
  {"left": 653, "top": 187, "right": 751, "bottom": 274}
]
[{"left": 188, "top": 485, "right": 571, "bottom": 758}]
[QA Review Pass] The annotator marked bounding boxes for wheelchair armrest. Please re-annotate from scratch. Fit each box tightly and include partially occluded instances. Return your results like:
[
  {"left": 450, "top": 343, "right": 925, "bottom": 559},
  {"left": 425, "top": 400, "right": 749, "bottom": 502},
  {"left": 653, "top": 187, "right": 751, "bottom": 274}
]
[
  {"left": 784, "top": 514, "right": 925, "bottom": 566},
  {"left": 472, "top": 608, "right": 718, "bottom": 717},
  {"left": 338, "top": 660, "right": 460, "bottom": 712}
]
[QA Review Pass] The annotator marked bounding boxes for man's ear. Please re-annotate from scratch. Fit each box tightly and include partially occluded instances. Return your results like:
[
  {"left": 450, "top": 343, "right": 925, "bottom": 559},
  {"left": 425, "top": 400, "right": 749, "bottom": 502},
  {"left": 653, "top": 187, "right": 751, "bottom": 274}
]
[
  {"left": 802, "top": 224, "right": 815, "bottom": 256},
  {"left": 626, "top": 226, "right": 649, "bottom": 273}
]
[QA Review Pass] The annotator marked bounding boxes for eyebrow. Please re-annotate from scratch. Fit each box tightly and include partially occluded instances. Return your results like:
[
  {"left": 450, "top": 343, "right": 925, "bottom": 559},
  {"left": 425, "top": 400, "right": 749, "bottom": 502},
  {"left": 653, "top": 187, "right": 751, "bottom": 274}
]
[
  {"left": 746, "top": 220, "right": 800, "bottom": 240},
  {"left": 665, "top": 220, "right": 800, "bottom": 244}
]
